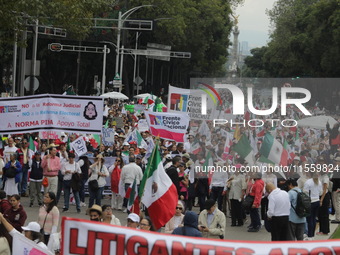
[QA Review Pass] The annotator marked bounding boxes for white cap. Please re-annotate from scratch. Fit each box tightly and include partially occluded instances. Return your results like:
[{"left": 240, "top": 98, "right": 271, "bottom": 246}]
[
  {"left": 22, "top": 222, "right": 41, "bottom": 233},
  {"left": 60, "top": 132, "right": 66, "bottom": 137},
  {"left": 127, "top": 213, "right": 140, "bottom": 223},
  {"left": 123, "top": 142, "right": 130, "bottom": 146},
  {"left": 294, "top": 156, "right": 300, "bottom": 161}
]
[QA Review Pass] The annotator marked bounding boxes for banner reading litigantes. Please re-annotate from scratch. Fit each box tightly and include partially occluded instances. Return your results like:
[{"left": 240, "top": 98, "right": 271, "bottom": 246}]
[{"left": 0, "top": 94, "right": 103, "bottom": 134}]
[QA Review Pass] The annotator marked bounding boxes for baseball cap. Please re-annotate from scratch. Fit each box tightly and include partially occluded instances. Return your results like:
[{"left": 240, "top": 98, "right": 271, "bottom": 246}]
[
  {"left": 294, "top": 156, "right": 300, "bottom": 161},
  {"left": 22, "top": 222, "right": 41, "bottom": 233},
  {"left": 127, "top": 213, "right": 140, "bottom": 223},
  {"left": 123, "top": 142, "right": 130, "bottom": 146}
]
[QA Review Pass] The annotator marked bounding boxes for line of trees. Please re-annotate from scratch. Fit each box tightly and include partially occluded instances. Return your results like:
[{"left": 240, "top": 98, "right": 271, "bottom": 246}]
[{"left": 242, "top": 0, "right": 340, "bottom": 78}]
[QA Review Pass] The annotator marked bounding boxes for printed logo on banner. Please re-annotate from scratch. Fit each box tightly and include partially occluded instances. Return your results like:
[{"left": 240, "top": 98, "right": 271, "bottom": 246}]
[
  {"left": 83, "top": 101, "right": 98, "bottom": 120},
  {"left": 149, "top": 114, "right": 163, "bottom": 126},
  {"left": 0, "top": 105, "right": 21, "bottom": 113},
  {"left": 169, "top": 93, "right": 189, "bottom": 111}
]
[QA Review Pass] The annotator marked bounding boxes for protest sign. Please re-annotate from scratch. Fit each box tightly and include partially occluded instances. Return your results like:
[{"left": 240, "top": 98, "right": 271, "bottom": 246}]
[
  {"left": 137, "top": 119, "right": 149, "bottom": 132},
  {"left": 62, "top": 217, "right": 340, "bottom": 255},
  {"left": 13, "top": 232, "right": 53, "bottom": 255},
  {"left": 144, "top": 111, "right": 189, "bottom": 142},
  {"left": 39, "top": 131, "right": 60, "bottom": 140},
  {"left": 168, "top": 85, "right": 221, "bottom": 120},
  {"left": 102, "top": 128, "right": 115, "bottom": 146},
  {"left": 112, "top": 117, "right": 124, "bottom": 128},
  {"left": 71, "top": 136, "right": 87, "bottom": 157},
  {"left": 0, "top": 94, "right": 103, "bottom": 134}
]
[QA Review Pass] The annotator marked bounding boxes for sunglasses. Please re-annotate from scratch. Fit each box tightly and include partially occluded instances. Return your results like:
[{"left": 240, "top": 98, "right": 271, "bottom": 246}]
[
  {"left": 139, "top": 223, "right": 149, "bottom": 227},
  {"left": 116, "top": 160, "right": 121, "bottom": 162},
  {"left": 176, "top": 207, "right": 183, "bottom": 210}
]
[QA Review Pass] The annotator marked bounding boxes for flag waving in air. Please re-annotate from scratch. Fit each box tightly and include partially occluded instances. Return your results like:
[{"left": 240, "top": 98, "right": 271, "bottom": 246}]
[
  {"left": 139, "top": 143, "right": 178, "bottom": 229},
  {"left": 125, "top": 177, "right": 140, "bottom": 215}
]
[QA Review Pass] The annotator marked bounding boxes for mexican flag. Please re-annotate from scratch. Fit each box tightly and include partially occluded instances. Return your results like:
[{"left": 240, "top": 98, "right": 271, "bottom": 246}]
[
  {"left": 260, "top": 133, "right": 288, "bottom": 166},
  {"left": 204, "top": 151, "right": 214, "bottom": 185},
  {"left": 124, "top": 129, "right": 148, "bottom": 149},
  {"left": 190, "top": 139, "right": 202, "bottom": 155},
  {"left": 29, "top": 136, "right": 36, "bottom": 152},
  {"left": 139, "top": 143, "right": 178, "bottom": 229},
  {"left": 232, "top": 135, "right": 255, "bottom": 165},
  {"left": 125, "top": 178, "right": 140, "bottom": 215}
]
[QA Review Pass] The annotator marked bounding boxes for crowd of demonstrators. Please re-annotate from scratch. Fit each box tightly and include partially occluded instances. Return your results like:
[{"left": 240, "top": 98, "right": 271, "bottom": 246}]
[{"left": 0, "top": 96, "right": 339, "bottom": 252}]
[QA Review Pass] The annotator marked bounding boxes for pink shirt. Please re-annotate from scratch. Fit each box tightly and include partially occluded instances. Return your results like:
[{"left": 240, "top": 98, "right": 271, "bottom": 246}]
[{"left": 41, "top": 156, "right": 61, "bottom": 177}]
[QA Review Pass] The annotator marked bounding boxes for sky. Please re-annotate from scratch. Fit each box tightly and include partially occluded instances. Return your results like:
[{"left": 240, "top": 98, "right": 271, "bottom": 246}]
[{"left": 235, "top": 0, "right": 276, "bottom": 48}]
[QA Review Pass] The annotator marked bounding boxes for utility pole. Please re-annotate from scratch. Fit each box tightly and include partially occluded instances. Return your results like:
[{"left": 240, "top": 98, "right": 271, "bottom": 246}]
[{"left": 29, "top": 19, "right": 38, "bottom": 94}]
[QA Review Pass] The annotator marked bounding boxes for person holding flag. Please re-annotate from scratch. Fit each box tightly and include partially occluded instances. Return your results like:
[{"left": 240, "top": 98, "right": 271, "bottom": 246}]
[{"left": 139, "top": 142, "right": 178, "bottom": 230}]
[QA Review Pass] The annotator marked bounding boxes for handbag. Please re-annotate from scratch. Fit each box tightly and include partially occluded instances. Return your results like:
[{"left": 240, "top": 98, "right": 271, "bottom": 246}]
[
  {"left": 42, "top": 177, "right": 49, "bottom": 187},
  {"left": 88, "top": 166, "right": 101, "bottom": 191},
  {"left": 71, "top": 173, "right": 82, "bottom": 191},
  {"left": 88, "top": 179, "right": 99, "bottom": 191},
  {"left": 5, "top": 166, "right": 16, "bottom": 178},
  {"left": 242, "top": 195, "right": 255, "bottom": 211}
]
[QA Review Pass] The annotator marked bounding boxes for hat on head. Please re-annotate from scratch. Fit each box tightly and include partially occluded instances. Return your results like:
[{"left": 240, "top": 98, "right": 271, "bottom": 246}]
[
  {"left": 48, "top": 143, "right": 58, "bottom": 149},
  {"left": 35, "top": 151, "right": 41, "bottom": 155},
  {"left": 235, "top": 164, "right": 242, "bottom": 169},
  {"left": 86, "top": 204, "right": 102, "bottom": 216},
  {"left": 182, "top": 153, "right": 190, "bottom": 159},
  {"left": 204, "top": 199, "right": 216, "bottom": 210},
  {"left": 136, "top": 155, "right": 143, "bottom": 159},
  {"left": 60, "top": 132, "right": 66, "bottom": 137},
  {"left": 22, "top": 222, "right": 41, "bottom": 233},
  {"left": 127, "top": 213, "right": 140, "bottom": 223},
  {"left": 294, "top": 156, "right": 300, "bottom": 161},
  {"left": 123, "top": 142, "right": 130, "bottom": 146},
  {"left": 165, "top": 154, "right": 172, "bottom": 160},
  {"left": 129, "top": 141, "right": 137, "bottom": 145},
  {"left": 334, "top": 156, "right": 340, "bottom": 162}
]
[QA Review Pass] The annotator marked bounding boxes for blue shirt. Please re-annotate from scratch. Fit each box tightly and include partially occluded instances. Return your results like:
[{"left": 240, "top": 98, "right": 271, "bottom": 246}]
[{"left": 288, "top": 187, "right": 306, "bottom": 224}]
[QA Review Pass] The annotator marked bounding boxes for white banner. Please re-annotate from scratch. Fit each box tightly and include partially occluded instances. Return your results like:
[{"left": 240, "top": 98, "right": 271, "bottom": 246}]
[
  {"left": 62, "top": 217, "right": 340, "bottom": 255},
  {"left": 137, "top": 119, "right": 149, "bottom": 132},
  {"left": 168, "top": 85, "right": 222, "bottom": 120},
  {"left": 13, "top": 232, "right": 53, "bottom": 255},
  {"left": 0, "top": 94, "right": 103, "bottom": 134},
  {"left": 144, "top": 111, "right": 189, "bottom": 142},
  {"left": 71, "top": 136, "right": 87, "bottom": 157}
]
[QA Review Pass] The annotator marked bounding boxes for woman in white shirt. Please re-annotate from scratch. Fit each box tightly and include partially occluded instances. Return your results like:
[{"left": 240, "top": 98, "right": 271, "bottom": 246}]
[
  {"left": 61, "top": 152, "right": 81, "bottom": 213},
  {"left": 303, "top": 173, "right": 322, "bottom": 239},
  {"left": 88, "top": 154, "right": 109, "bottom": 208}
]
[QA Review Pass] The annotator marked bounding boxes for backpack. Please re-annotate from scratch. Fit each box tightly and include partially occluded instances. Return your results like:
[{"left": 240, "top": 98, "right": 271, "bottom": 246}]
[{"left": 291, "top": 189, "right": 311, "bottom": 217}]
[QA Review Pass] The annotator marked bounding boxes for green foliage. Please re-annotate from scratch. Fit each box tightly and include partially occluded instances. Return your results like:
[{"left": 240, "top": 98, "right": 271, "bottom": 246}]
[
  {"left": 130, "top": 0, "right": 233, "bottom": 76},
  {"left": 245, "top": 0, "right": 340, "bottom": 78}
]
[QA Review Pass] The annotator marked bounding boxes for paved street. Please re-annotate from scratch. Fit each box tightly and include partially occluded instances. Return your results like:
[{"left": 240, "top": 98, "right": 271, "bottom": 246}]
[{"left": 21, "top": 195, "right": 338, "bottom": 242}]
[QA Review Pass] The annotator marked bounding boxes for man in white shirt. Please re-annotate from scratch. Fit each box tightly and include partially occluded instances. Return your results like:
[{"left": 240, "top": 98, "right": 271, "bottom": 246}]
[
  {"left": 120, "top": 156, "right": 143, "bottom": 211},
  {"left": 3, "top": 137, "right": 17, "bottom": 164},
  {"left": 266, "top": 183, "right": 291, "bottom": 241}
]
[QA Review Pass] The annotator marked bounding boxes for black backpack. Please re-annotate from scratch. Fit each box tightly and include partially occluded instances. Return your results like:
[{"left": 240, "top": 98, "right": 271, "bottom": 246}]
[{"left": 291, "top": 189, "right": 311, "bottom": 217}]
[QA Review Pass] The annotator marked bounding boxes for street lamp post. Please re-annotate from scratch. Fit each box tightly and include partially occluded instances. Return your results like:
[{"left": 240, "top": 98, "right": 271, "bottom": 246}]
[{"left": 115, "top": 5, "right": 153, "bottom": 91}]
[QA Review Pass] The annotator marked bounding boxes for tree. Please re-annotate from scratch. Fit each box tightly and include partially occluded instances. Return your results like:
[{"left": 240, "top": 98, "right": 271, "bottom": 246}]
[{"left": 244, "top": 0, "right": 340, "bottom": 78}]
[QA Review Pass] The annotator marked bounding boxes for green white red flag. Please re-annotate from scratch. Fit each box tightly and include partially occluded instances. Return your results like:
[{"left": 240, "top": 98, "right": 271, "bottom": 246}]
[{"left": 139, "top": 143, "right": 178, "bottom": 229}]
